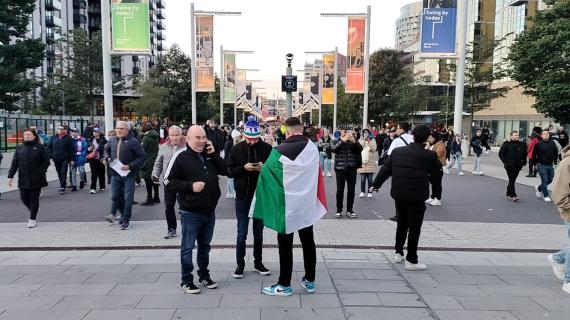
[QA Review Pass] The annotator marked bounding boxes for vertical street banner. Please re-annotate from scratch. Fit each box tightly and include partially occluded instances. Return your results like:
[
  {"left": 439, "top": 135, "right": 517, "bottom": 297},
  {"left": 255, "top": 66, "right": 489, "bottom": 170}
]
[
  {"left": 246, "top": 82, "right": 252, "bottom": 101},
  {"left": 322, "top": 54, "right": 335, "bottom": 105},
  {"left": 420, "top": 0, "right": 458, "bottom": 57},
  {"left": 346, "top": 17, "right": 365, "bottom": 93},
  {"left": 310, "top": 72, "right": 320, "bottom": 110},
  {"left": 299, "top": 92, "right": 304, "bottom": 106},
  {"left": 111, "top": 0, "right": 151, "bottom": 53},
  {"left": 337, "top": 53, "right": 347, "bottom": 78},
  {"left": 196, "top": 15, "right": 215, "bottom": 92},
  {"left": 236, "top": 69, "right": 246, "bottom": 108},
  {"left": 223, "top": 53, "right": 236, "bottom": 103}
]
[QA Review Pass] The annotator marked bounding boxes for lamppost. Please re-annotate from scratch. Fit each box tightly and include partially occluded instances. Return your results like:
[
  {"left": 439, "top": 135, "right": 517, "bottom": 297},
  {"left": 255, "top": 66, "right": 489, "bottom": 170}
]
[
  {"left": 285, "top": 53, "right": 294, "bottom": 118},
  {"left": 219, "top": 47, "right": 254, "bottom": 126},
  {"left": 304, "top": 47, "right": 338, "bottom": 129}
]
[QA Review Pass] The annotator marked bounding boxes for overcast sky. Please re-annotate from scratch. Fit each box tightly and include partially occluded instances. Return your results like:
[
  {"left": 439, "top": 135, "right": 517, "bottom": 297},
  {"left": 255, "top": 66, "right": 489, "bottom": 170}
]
[{"left": 164, "top": 0, "right": 420, "bottom": 97}]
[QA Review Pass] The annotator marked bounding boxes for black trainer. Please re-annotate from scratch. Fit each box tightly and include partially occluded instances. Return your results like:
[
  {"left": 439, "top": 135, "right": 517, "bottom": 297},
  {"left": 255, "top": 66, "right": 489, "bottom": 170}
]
[
  {"left": 181, "top": 282, "right": 200, "bottom": 294},
  {"left": 254, "top": 264, "right": 271, "bottom": 276},
  {"left": 233, "top": 266, "right": 244, "bottom": 279},
  {"left": 199, "top": 278, "right": 218, "bottom": 289}
]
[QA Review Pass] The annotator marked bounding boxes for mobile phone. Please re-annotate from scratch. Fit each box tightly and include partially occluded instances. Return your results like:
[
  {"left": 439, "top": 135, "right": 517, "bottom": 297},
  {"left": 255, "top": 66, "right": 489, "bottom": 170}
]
[{"left": 252, "top": 162, "right": 261, "bottom": 166}]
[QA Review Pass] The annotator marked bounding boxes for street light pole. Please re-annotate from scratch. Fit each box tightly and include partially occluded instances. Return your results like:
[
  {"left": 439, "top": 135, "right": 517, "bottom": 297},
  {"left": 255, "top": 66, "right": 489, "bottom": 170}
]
[
  {"left": 362, "top": 5, "right": 371, "bottom": 130},
  {"left": 101, "top": 0, "right": 113, "bottom": 134},
  {"left": 219, "top": 44, "right": 224, "bottom": 126},
  {"left": 333, "top": 46, "right": 338, "bottom": 131},
  {"left": 454, "top": 0, "right": 468, "bottom": 136},
  {"left": 285, "top": 54, "right": 293, "bottom": 117},
  {"left": 190, "top": 3, "right": 197, "bottom": 124}
]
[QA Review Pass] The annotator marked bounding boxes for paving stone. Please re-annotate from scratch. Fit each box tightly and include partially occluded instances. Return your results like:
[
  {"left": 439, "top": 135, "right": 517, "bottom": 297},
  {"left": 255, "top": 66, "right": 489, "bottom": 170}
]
[
  {"left": 84, "top": 272, "right": 161, "bottom": 284},
  {"left": 430, "top": 274, "right": 505, "bottom": 285},
  {"left": 173, "top": 308, "right": 261, "bottom": 320},
  {"left": 339, "top": 293, "right": 382, "bottom": 306},
  {"left": 510, "top": 310, "right": 570, "bottom": 320},
  {"left": 401, "top": 273, "right": 438, "bottom": 285},
  {"left": 123, "top": 256, "right": 179, "bottom": 264},
  {"left": 0, "top": 284, "right": 42, "bottom": 297},
  {"left": 219, "top": 294, "right": 300, "bottom": 308},
  {"left": 0, "top": 309, "right": 89, "bottom": 320},
  {"left": 52, "top": 295, "right": 143, "bottom": 310},
  {"left": 0, "top": 257, "right": 67, "bottom": 266},
  {"left": 61, "top": 256, "right": 128, "bottom": 265},
  {"left": 333, "top": 280, "right": 411, "bottom": 293},
  {"left": 0, "top": 296, "right": 63, "bottom": 310},
  {"left": 137, "top": 294, "right": 221, "bottom": 308},
  {"left": 328, "top": 270, "right": 366, "bottom": 280},
  {"left": 261, "top": 308, "right": 345, "bottom": 320},
  {"left": 377, "top": 293, "right": 426, "bottom": 307},
  {"left": 0, "top": 274, "right": 23, "bottom": 285},
  {"left": 64, "top": 264, "right": 135, "bottom": 274},
  {"left": 12, "top": 272, "right": 92, "bottom": 285},
  {"left": 299, "top": 293, "right": 341, "bottom": 308},
  {"left": 2, "top": 265, "right": 69, "bottom": 274},
  {"left": 434, "top": 310, "right": 519, "bottom": 320},
  {"left": 31, "top": 284, "right": 116, "bottom": 296},
  {"left": 130, "top": 263, "right": 180, "bottom": 273},
  {"left": 421, "top": 295, "right": 464, "bottom": 310},
  {"left": 108, "top": 283, "right": 181, "bottom": 296},
  {"left": 477, "top": 285, "right": 565, "bottom": 297},
  {"left": 531, "top": 297, "right": 570, "bottom": 311},
  {"left": 412, "top": 284, "right": 488, "bottom": 297},
  {"left": 83, "top": 309, "right": 175, "bottom": 320},
  {"left": 344, "top": 307, "right": 434, "bottom": 320},
  {"left": 360, "top": 269, "right": 403, "bottom": 281},
  {"left": 454, "top": 296, "right": 545, "bottom": 311},
  {"left": 452, "top": 266, "right": 522, "bottom": 275},
  {"left": 44, "top": 251, "right": 108, "bottom": 258},
  {"left": 326, "top": 261, "right": 392, "bottom": 270},
  {"left": 496, "top": 275, "right": 562, "bottom": 286},
  {"left": 103, "top": 249, "right": 167, "bottom": 257}
]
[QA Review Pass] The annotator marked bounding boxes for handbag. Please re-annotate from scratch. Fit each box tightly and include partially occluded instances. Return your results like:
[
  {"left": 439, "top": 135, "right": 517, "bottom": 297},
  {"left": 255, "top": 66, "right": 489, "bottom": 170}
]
[{"left": 87, "top": 148, "right": 98, "bottom": 160}]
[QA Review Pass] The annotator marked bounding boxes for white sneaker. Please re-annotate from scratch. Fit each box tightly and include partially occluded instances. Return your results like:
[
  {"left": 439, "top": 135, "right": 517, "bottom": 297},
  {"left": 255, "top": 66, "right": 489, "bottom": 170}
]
[
  {"left": 359, "top": 192, "right": 365, "bottom": 198},
  {"left": 547, "top": 254, "right": 565, "bottom": 280},
  {"left": 563, "top": 283, "right": 570, "bottom": 295},
  {"left": 394, "top": 253, "right": 404, "bottom": 263},
  {"left": 535, "top": 186, "right": 542, "bottom": 198},
  {"left": 478, "top": 171, "right": 485, "bottom": 176},
  {"left": 405, "top": 261, "right": 427, "bottom": 271},
  {"left": 367, "top": 193, "right": 373, "bottom": 198},
  {"left": 544, "top": 197, "right": 552, "bottom": 202},
  {"left": 89, "top": 189, "right": 96, "bottom": 194},
  {"left": 472, "top": 171, "right": 478, "bottom": 175},
  {"left": 27, "top": 219, "right": 37, "bottom": 228},
  {"left": 458, "top": 171, "right": 464, "bottom": 176},
  {"left": 430, "top": 199, "right": 442, "bottom": 206},
  {"left": 444, "top": 168, "right": 450, "bottom": 174},
  {"left": 485, "top": 150, "right": 490, "bottom": 154},
  {"left": 327, "top": 172, "right": 332, "bottom": 177},
  {"left": 226, "top": 193, "right": 235, "bottom": 199},
  {"left": 425, "top": 198, "right": 434, "bottom": 205}
]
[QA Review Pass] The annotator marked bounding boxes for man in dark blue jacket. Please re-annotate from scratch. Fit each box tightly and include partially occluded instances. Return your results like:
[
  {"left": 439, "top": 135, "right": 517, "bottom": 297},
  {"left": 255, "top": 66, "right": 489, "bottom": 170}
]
[
  {"left": 103, "top": 121, "right": 146, "bottom": 230},
  {"left": 533, "top": 130, "right": 559, "bottom": 202},
  {"left": 48, "top": 125, "right": 76, "bottom": 195}
]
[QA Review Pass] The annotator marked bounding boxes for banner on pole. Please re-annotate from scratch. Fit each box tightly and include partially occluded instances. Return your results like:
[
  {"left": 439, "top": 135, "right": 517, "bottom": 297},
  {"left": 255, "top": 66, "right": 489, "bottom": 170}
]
[
  {"left": 420, "top": 0, "right": 458, "bottom": 58},
  {"left": 337, "top": 53, "right": 347, "bottom": 78},
  {"left": 196, "top": 15, "right": 215, "bottom": 92},
  {"left": 346, "top": 17, "right": 365, "bottom": 93},
  {"left": 111, "top": 0, "right": 151, "bottom": 53},
  {"left": 223, "top": 53, "right": 236, "bottom": 103},
  {"left": 322, "top": 54, "right": 335, "bottom": 105}
]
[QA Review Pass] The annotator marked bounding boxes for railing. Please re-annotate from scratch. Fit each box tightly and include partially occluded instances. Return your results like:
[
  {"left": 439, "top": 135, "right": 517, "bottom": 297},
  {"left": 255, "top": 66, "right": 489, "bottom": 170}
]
[{"left": 45, "top": 0, "right": 62, "bottom": 11}]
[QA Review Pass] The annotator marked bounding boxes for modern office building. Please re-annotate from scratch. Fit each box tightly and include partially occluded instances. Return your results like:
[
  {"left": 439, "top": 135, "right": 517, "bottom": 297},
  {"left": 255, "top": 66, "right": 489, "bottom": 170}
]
[{"left": 395, "top": 1, "right": 422, "bottom": 48}]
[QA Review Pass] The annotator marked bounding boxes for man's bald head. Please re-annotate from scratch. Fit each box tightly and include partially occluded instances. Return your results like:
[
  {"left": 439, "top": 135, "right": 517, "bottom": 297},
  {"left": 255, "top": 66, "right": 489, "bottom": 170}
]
[{"left": 187, "top": 125, "right": 207, "bottom": 153}]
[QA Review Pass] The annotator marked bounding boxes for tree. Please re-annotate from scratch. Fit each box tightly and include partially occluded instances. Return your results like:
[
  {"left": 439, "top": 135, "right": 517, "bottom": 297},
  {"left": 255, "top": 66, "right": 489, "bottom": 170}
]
[
  {"left": 368, "top": 49, "right": 405, "bottom": 119},
  {"left": 509, "top": 0, "right": 570, "bottom": 124},
  {"left": 0, "top": 0, "right": 45, "bottom": 111},
  {"left": 124, "top": 81, "right": 169, "bottom": 116}
]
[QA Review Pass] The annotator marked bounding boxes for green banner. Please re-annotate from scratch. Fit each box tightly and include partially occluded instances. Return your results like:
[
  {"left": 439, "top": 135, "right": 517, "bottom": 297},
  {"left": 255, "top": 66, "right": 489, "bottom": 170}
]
[
  {"left": 223, "top": 53, "right": 236, "bottom": 103},
  {"left": 111, "top": 0, "right": 151, "bottom": 53}
]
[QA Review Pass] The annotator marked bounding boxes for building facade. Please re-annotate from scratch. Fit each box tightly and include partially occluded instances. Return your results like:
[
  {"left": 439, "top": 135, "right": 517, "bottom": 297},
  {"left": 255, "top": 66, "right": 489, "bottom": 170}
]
[{"left": 395, "top": 1, "right": 423, "bottom": 48}]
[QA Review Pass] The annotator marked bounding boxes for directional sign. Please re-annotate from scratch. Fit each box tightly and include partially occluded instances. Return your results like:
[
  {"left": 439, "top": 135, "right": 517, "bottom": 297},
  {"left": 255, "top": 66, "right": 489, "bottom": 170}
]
[
  {"left": 420, "top": 0, "right": 457, "bottom": 57},
  {"left": 281, "top": 75, "right": 297, "bottom": 92}
]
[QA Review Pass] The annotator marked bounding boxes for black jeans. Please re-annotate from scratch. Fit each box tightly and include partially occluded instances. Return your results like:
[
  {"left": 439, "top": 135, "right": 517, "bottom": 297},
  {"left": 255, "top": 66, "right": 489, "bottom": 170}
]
[
  {"left": 235, "top": 199, "right": 264, "bottom": 268},
  {"left": 360, "top": 173, "right": 373, "bottom": 193},
  {"left": 429, "top": 168, "right": 444, "bottom": 200},
  {"left": 277, "top": 226, "right": 316, "bottom": 287},
  {"left": 335, "top": 168, "right": 357, "bottom": 213},
  {"left": 394, "top": 200, "right": 426, "bottom": 264},
  {"left": 164, "top": 188, "right": 178, "bottom": 231},
  {"left": 528, "top": 160, "right": 536, "bottom": 176},
  {"left": 89, "top": 159, "right": 106, "bottom": 190},
  {"left": 144, "top": 179, "right": 159, "bottom": 200},
  {"left": 506, "top": 167, "right": 520, "bottom": 197},
  {"left": 19, "top": 188, "right": 41, "bottom": 220},
  {"left": 54, "top": 160, "right": 69, "bottom": 189}
]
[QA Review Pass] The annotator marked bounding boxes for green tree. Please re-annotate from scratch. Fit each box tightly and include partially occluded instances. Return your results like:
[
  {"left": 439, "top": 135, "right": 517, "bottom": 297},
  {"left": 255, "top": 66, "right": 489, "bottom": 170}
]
[
  {"left": 0, "top": 0, "right": 45, "bottom": 111},
  {"left": 508, "top": 0, "right": 570, "bottom": 124},
  {"left": 368, "top": 49, "right": 405, "bottom": 120},
  {"left": 124, "top": 81, "right": 169, "bottom": 116}
]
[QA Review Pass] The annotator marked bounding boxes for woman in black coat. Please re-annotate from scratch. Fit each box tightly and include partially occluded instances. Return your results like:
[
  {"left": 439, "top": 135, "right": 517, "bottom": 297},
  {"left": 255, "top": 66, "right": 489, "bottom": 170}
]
[{"left": 7, "top": 128, "right": 50, "bottom": 228}]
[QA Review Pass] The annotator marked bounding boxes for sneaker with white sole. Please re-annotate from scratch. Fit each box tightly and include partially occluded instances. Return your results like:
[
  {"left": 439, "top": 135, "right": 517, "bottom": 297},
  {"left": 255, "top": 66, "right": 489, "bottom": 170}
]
[
  {"left": 478, "top": 171, "right": 485, "bottom": 175},
  {"left": 254, "top": 264, "right": 271, "bottom": 276},
  {"left": 199, "top": 278, "right": 218, "bottom": 289},
  {"left": 335, "top": 212, "right": 342, "bottom": 218},
  {"left": 89, "top": 189, "right": 96, "bottom": 194},
  {"left": 181, "top": 282, "right": 200, "bottom": 294},
  {"left": 544, "top": 197, "right": 552, "bottom": 202},
  {"left": 547, "top": 254, "right": 565, "bottom": 280},
  {"left": 425, "top": 198, "right": 434, "bottom": 205},
  {"left": 472, "top": 171, "right": 478, "bottom": 175},
  {"left": 563, "top": 282, "right": 570, "bottom": 295},
  {"left": 430, "top": 199, "right": 442, "bottom": 206},
  {"left": 347, "top": 211, "right": 358, "bottom": 218},
  {"left": 27, "top": 219, "right": 37, "bottom": 228},
  {"left": 444, "top": 168, "right": 450, "bottom": 174},
  {"left": 458, "top": 171, "right": 464, "bottom": 176},
  {"left": 105, "top": 214, "right": 116, "bottom": 224},
  {"left": 233, "top": 266, "right": 244, "bottom": 279},
  {"left": 405, "top": 261, "right": 427, "bottom": 271},
  {"left": 262, "top": 284, "right": 292, "bottom": 296},
  {"left": 394, "top": 253, "right": 404, "bottom": 263},
  {"left": 359, "top": 192, "right": 365, "bottom": 198},
  {"left": 535, "top": 186, "right": 542, "bottom": 198},
  {"left": 327, "top": 172, "right": 332, "bottom": 177},
  {"left": 301, "top": 277, "right": 316, "bottom": 293},
  {"left": 367, "top": 193, "right": 373, "bottom": 198}
]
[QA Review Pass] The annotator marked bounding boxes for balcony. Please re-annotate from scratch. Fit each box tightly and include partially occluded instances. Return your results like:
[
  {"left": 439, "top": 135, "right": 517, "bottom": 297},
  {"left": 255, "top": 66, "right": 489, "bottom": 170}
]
[
  {"left": 45, "top": 0, "right": 62, "bottom": 11},
  {"left": 45, "top": 15, "right": 62, "bottom": 27},
  {"left": 157, "top": 31, "right": 165, "bottom": 41},
  {"left": 150, "top": 25, "right": 156, "bottom": 34},
  {"left": 74, "top": 0, "right": 87, "bottom": 9},
  {"left": 132, "top": 56, "right": 139, "bottom": 62},
  {"left": 45, "top": 30, "right": 61, "bottom": 43},
  {"left": 74, "top": 13, "right": 87, "bottom": 25},
  {"left": 508, "top": 0, "right": 528, "bottom": 6},
  {"left": 46, "top": 47, "right": 56, "bottom": 58},
  {"left": 89, "top": 17, "right": 101, "bottom": 30},
  {"left": 132, "top": 66, "right": 140, "bottom": 75},
  {"left": 157, "top": 20, "right": 165, "bottom": 30},
  {"left": 148, "top": 0, "right": 155, "bottom": 10},
  {"left": 157, "top": 41, "right": 165, "bottom": 51},
  {"left": 157, "top": 9, "right": 165, "bottom": 19},
  {"left": 156, "top": 0, "right": 165, "bottom": 9},
  {"left": 88, "top": 4, "right": 101, "bottom": 14},
  {"left": 149, "top": 60, "right": 155, "bottom": 68}
]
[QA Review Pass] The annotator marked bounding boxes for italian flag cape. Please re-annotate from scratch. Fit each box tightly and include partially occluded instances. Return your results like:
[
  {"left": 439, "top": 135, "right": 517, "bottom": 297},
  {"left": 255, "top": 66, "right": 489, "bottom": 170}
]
[{"left": 249, "top": 141, "right": 327, "bottom": 234}]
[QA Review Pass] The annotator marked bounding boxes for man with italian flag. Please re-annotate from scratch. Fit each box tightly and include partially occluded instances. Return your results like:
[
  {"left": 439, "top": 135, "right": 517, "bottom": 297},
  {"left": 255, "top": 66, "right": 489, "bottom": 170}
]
[{"left": 249, "top": 117, "right": 328, "bottom": 296}]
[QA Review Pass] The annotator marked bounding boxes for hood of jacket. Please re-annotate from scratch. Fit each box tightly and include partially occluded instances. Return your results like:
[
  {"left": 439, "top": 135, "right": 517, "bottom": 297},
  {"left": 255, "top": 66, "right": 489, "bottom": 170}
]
[
  {"left": 562, "top": 145, "right": 570, "bottom": 159},
  {"left": 144, "top": 130, "right": 160, "bottom": 140}
]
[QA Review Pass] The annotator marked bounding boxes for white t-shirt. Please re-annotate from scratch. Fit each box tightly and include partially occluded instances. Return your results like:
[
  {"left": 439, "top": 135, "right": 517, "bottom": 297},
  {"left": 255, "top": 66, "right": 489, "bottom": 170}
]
[{"left": 387, "top": 133, "right": 414, "bottom": 155}]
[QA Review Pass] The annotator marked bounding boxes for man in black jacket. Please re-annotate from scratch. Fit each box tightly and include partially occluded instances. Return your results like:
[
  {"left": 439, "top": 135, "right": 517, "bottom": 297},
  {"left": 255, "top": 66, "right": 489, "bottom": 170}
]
[
  {"left": 371, "top": 125, "right": 440, "bottom": 271},
  {"left": 332, "top": 129, "right": 363, "bottom": 218},
  {"left": 48, "top": 125, "right": 76, "bottom": 195},
  {"left": 227, "top": 116, "right": 272, "bottom": 279},
  {"left": 533, "top": 130, "right": 559, "bottom": 202},
  {"left": 164, "top": 125, "right": 227, "bottom": 294},
  {"left": 499, "top": 130, "right": 527, "bottom": 201}
]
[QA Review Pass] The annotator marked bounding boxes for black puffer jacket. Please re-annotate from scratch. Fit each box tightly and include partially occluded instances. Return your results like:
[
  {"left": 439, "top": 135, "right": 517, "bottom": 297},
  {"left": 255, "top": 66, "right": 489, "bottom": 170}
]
[
  {"left": 372, "top": 142, "right": 440, "bottom": 202},
  {"left": 532, "top": 139, "right": 559, "bottom": 166},
  {"left": 8, "top": 141, "right": 50, "bottom": 189},
  {"left": 332, "top": 140, "right": 363, "bottom": 170},
  {"left": 227, "top": 140, "right": 272, "bottom": 201},
  {"left": 499, "top": 140, "right": 527, "bottom": 170}
]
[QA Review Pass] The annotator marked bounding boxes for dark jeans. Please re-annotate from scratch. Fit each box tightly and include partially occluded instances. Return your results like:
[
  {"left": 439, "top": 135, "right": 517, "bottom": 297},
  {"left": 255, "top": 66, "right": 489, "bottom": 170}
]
[
  {"left": 19, "top": 188, "right": 41, "bottom": 220},
  {"left": 360, "top": 173, "right": 373, "bottom": 193},
  {"left": 335, "top": 168, "right": 357, "bottom": 213},
  {"left": 235, "top": 198, "right": 264, "bottom": 268},
  {"left": 277, "top": 225, "right": 316, "bottom": 287},
  {"left": 180, "top": 211, "right": 215, "bottom": 283},
  {"left": 506, "top": 167, "right": 520, "bottom": 197},
  {"left": 54, "top": 160, "right": 69, "bottom": 189},
  {"left": 111, "top": 175, "right": 136, "bottom": 223},
  {"left": 144, "top": 178, "right": 159, "bottom": 200},
  {"left": 537, "top": 164, "right": 555, "bottom": 197},
  {"left": 429, "top": 168, "right": 444, "bottom": 200},
  {"left": 89, "top": 159, "right": 106, "bottom": 190},
  {"left": 164, "top": 189, "right": 177, "bottom": 231},
  {"left": 394, "top": 200, "right": 426, "bottom": 264}
]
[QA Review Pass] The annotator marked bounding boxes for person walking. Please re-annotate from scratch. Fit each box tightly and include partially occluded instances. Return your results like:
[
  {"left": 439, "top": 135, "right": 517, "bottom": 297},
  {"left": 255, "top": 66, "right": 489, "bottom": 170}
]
[
  {"left": 498, "top": 131, "right": 527, "bottom": 202},
  {"left": 358, "top": 129, "right": 377, "bottom": 199},
  {"left": 526, "top": 127, "right": 542, "bottom": 177},
  {"left": 426, "top": 131, "right": 446, "bottom": 206},
  {"left": 533, "top": 130, "right": 559, "bottom": 202},
  {"left": 48, "top": 125, "right": 75, "bottom": 195},
  {"left": 470, "top": 129, "right": 485, "bottom": 175},
  {"left": 332, "top": 129, "right": 363, "bottom": 218},
  {"left": 152, "top": 125, "right": 186, "bottom": 239},
  {"left": 227, "top": 116, "right": 272, "bottom": 279},
  {"left": 87, "top": 128, "right": 107, "bottom": 194},
  {"left": 250, "top": 117, "right": 326, "bottom": 296},
  {"left": 69, "top": 128, "right": 88, "bottom": 192},
  {"left": 481, "top": 126, "right": 491, "bottom": 154},
  {"left": 103, "top": 121, "right": 146, "bottom": 230},
  {"left": 370, "top": 125, "right": 440, "bottom": 271},
  {"left": 7, "top": 128, "right": 50, "bottom": 228},
  {"left": 224, "top": 130, "right": 242, "bottom": 199},
  {"left": 164, "top": 125, "right": 227, "bottom": 294},
  {"left": 317, "top": 128, "right": 334, "bottom": 177},
  {"left": 386, "top": 122, "right": 414, "bottom": 222},
  {"left": 445, "top": 134, "right": 464, "bottom": 175},
  {"left": 558, "top": 127, "right": 569, "bottom": 148},
  {"left": 139, "top": 123, "right": 160, "bottom": 206},
  {"left": 548, "top": 144, "right": 570, "bottom": 295}
]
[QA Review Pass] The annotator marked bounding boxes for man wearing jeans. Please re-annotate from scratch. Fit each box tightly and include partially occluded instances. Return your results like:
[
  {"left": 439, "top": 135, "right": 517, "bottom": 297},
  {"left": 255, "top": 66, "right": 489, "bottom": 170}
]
[
  {"left": 227, "top": 116, "right": 272, "bottom": 279},
  {"left": 103, "top": 121, "right": 146, "bottom": 230},
  {"left": 533, "top": 130, "right": 559, "bottom": 202},
  {"left": 47, "top": 125, "right": 75, "bottom": 195},
  {"left": 165, "top": 125, "right": 227, "bottom": 294}
]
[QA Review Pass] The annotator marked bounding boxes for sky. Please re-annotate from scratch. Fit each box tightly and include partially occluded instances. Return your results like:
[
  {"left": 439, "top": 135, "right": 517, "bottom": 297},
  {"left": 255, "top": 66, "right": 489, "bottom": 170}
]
[{"left": 164, "top": 0, "right": 420, "bottom": 98}]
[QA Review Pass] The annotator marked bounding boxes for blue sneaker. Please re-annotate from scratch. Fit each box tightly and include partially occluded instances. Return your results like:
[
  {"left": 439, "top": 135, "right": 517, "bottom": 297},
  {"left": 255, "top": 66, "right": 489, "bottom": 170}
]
[
  {"left": 262, "top": 284, "right": 292, "bottom": 296},
  {"left": 301, "top": 277, "right": 316, "bottom": 293}
]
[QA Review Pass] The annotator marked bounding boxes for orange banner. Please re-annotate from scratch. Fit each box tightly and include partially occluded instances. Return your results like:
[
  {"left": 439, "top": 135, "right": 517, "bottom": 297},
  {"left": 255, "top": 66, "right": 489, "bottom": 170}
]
[
  {"left": 196, "top": 15, "right": 214, "bottom": 92},
  {"left": 322, "top": 54, "right": 335, "bottom": 104},
  {"left": 346, "top": 17, "right": 365, "bottom": 93}
]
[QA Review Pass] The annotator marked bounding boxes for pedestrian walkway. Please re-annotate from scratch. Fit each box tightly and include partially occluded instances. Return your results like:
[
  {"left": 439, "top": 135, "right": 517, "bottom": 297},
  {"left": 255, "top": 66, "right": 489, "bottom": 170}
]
[{"left": 0, "top": 248, "right": 566, "bottom": 320}]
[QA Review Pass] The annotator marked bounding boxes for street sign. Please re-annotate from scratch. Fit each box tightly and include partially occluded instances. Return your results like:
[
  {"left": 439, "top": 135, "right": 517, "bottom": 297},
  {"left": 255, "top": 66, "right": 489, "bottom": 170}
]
[
  {"left": 420, "top": 0, "right": 458, "bottom": 58},
  {"left": 111, "top": 0, "right": 151, "bottom": 53},
  {"left": 281, "top": 75, "right": 297, "bottom": 92}
]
